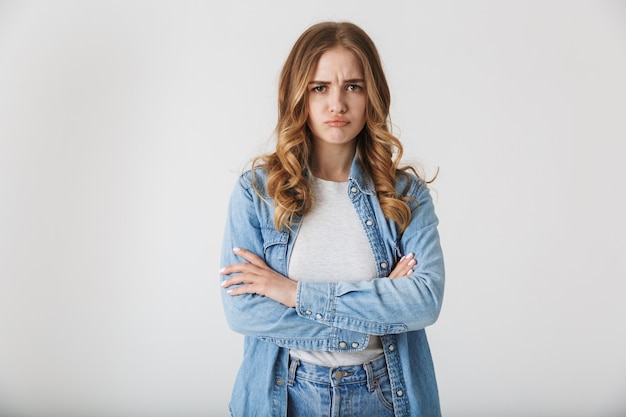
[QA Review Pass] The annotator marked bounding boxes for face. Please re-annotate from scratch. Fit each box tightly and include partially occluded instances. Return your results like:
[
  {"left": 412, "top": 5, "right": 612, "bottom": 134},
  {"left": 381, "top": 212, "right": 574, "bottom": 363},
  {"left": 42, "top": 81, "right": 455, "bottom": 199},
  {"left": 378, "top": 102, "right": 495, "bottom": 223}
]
[{"left": 306, "top": 46, "right": 367, "bottom": 149}]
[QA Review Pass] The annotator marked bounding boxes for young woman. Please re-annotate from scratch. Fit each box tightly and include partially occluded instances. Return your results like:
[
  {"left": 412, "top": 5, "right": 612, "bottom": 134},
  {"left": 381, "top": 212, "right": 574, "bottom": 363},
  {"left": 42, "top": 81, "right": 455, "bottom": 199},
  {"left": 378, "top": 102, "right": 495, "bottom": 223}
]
[{"left": 219, "top": 21, "right": 445, "bottom": 417}]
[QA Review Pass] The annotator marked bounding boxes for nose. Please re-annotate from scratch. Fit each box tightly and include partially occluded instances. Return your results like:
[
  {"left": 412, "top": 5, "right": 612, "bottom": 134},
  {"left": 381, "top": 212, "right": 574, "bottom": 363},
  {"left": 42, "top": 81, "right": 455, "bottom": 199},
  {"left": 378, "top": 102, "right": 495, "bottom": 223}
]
[{"left": 328, "top": 89, "right": 346, "bottom": 114}]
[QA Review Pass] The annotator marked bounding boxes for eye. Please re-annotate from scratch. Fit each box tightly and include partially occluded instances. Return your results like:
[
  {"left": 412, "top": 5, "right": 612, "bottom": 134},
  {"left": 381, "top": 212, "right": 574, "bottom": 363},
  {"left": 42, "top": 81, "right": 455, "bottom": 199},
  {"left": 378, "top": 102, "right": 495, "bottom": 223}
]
[
  {"left": 347, "top": 84, "right": 363, "bottom": 92},
  {"left": 311, "top": 85, "right": 326, "bottom": 93}
]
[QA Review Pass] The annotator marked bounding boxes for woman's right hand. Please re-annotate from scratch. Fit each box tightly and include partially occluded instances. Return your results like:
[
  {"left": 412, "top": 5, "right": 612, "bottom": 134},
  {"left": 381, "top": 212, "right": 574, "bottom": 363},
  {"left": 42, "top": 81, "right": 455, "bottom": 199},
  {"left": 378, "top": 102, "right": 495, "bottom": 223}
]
[
  {"left": 220, "top": 247, "right": 298, "bottom": 308},
  {"left": 388, "top": 252, "right": 417, "bottom": 279}
]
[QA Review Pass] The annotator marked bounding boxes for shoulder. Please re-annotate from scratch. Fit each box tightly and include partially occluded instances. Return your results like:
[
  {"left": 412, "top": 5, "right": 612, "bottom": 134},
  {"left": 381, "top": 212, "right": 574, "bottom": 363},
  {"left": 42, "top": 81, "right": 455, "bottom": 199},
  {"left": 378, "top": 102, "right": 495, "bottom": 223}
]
[
  {"left": 236, "top": 166, "right": 270, "bottom": 198},
  {"left": 395, "top": 169, "right": 428, "bottom": 195},
  {"left": 395, "top": 170, "right": 433, "bottom": 211}
]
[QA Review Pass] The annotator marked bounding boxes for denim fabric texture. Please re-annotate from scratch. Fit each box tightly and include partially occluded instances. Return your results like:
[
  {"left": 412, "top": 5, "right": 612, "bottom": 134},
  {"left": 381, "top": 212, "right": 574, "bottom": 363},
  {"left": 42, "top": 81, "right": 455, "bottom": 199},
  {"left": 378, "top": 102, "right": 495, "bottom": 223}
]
[
  {"left": 287, "top": 354, "right": 395, "bottom": 417},
  {"left": 221, "top": 156, "right": 445, "bottom": 417}
]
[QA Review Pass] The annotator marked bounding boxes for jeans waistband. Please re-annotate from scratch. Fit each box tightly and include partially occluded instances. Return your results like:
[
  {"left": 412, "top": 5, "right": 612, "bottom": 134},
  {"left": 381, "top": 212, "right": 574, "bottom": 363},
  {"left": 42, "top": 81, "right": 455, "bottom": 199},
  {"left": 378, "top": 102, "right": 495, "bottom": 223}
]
[{"left": 287, "top": 354, "right": 388, "bottom": 388}]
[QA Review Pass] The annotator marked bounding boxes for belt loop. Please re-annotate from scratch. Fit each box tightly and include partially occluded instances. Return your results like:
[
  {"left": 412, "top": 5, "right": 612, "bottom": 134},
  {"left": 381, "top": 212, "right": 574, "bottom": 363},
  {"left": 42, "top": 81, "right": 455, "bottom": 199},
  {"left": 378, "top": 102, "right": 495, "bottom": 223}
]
[
  {"left": 364, "top": 360, "right": 375, "bottom": 392},
  {"left": 287, "top": 357, "right": 300, "bottom": 386}
]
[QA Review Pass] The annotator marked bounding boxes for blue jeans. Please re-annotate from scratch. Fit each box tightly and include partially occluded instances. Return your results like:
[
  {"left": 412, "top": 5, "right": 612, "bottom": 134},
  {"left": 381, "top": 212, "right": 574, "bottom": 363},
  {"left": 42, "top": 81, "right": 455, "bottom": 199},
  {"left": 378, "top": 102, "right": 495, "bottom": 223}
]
[{"left": 287, "top": 354, "right": 396, "bottom": 417}]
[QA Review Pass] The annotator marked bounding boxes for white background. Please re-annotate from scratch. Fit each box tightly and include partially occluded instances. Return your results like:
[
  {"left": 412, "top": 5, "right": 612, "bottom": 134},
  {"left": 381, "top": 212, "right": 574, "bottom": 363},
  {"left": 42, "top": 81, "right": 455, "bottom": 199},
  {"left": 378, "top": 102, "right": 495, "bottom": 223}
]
[{"left": 1, "top": 1, "right": 625, "bottom": 416}]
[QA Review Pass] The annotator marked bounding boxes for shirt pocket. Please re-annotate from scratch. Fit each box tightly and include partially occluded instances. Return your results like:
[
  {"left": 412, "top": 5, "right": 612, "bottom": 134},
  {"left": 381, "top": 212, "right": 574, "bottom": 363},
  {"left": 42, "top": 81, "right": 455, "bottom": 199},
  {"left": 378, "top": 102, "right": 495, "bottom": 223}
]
[{"left": 260, "top": 225, "right": 289, "bottom": 265}]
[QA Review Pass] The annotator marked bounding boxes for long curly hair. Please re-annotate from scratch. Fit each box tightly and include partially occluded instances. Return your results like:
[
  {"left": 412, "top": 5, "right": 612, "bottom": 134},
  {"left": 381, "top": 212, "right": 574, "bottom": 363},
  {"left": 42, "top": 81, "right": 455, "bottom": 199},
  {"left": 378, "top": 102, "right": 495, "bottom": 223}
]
[{"left": 252, "top": 21, "right": 423, "bottom": 233}]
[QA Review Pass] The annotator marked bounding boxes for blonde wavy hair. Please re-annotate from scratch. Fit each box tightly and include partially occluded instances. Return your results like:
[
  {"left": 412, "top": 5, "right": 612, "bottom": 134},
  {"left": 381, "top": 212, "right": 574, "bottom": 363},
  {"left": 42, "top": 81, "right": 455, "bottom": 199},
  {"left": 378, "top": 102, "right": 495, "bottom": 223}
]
[{"left": 252, "top": 21, "right": 425, "bottom": 233}]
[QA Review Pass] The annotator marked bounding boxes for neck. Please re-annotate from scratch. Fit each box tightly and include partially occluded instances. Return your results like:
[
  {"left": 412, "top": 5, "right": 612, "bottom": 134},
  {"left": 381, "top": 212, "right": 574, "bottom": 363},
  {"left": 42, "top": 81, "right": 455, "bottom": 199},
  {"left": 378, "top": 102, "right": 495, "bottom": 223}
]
[{"left": 310, "top": 145, "right": 355, "bottom": 182}]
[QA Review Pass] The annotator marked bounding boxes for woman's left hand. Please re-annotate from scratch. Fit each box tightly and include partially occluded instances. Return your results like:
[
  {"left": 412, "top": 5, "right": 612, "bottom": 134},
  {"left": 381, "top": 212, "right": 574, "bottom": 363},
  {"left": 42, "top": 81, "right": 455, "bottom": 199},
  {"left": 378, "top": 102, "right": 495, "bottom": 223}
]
[
  {"left": 388, "top": 252, "right": 417, "bottom": 279},
  {"left": 220, "top": 247, "right": 297, "bottom": 308}
]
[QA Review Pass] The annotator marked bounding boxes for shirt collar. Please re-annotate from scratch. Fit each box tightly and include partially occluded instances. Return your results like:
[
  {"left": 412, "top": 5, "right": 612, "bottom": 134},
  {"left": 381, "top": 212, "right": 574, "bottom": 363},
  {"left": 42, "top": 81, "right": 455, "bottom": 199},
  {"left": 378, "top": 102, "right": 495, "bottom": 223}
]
[{"left": 348, "top": 154, "right": 375, "bottom": 195}]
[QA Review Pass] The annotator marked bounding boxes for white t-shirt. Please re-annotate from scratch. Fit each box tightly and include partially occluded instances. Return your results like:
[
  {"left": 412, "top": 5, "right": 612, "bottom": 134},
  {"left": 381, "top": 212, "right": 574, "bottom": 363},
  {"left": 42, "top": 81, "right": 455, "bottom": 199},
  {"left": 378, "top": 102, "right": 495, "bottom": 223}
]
[{"left": 288, "top": 176, "right": 383, "bottom": 367}]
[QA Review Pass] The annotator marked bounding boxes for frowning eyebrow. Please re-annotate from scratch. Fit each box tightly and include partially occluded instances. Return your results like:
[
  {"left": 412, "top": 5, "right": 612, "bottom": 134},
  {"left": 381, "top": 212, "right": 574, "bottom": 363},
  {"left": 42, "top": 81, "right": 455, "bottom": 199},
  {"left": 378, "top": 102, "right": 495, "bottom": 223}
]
[{"left": 308, "top": 79, "right": 365, "bottom": 85}]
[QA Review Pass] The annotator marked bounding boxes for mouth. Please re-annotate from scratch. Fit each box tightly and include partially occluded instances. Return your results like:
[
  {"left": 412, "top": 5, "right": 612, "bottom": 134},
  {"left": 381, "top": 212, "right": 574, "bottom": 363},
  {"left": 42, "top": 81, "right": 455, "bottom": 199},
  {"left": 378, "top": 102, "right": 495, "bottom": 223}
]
[{"left": 326, "top": 118, "right": 349, "bottom": 127}]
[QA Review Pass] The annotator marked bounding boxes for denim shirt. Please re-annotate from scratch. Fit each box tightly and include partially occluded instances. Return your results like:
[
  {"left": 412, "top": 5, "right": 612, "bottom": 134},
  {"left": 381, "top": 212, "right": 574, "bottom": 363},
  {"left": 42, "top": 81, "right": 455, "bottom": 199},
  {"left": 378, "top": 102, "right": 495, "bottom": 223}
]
[{"left": 220, "top": 157, "right": 445, "bottom": 417}]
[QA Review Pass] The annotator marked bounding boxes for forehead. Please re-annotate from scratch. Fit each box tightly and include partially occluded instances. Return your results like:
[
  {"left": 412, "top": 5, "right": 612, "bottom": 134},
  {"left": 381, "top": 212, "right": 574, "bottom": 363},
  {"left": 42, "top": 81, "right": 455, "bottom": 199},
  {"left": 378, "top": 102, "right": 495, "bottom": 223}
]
[{"left": 310, "top": 46, "right": 364, "bottom": 79}]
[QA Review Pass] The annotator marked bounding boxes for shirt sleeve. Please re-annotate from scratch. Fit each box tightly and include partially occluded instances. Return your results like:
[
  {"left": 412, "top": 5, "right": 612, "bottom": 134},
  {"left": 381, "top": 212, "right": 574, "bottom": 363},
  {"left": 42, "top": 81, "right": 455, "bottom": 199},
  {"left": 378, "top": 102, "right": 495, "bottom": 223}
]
[
  {"left": 295, "top": 180, "right": 445, "bottom": 335},
  {"left": 219, "top": 174, "right": 370, "bottom": 352}
]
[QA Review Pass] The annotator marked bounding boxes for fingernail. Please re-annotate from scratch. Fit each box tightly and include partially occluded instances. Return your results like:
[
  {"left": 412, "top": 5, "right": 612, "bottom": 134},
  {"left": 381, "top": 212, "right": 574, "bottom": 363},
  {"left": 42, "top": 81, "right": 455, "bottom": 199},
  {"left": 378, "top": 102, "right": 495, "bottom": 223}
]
[
  {"left": 219, "top": 267, "right": 225, "bottom": 274},
  {"left": 408, "top": 259, "right": 416, "bottom": 267},
  {"left": 400, "top": 255, "right": 406, "bottom": 261},
  {"left": 407, "top": 252, "right": 414, "bottom": 259},
  {"left": 221, "top": 280, "right": 227, "bottom": 287},
  {"left": 406, "top": 269, "right": 414, "bottom": 275},
  {"left": 233, "top": 247, "right": 240, "bottom": 252}
]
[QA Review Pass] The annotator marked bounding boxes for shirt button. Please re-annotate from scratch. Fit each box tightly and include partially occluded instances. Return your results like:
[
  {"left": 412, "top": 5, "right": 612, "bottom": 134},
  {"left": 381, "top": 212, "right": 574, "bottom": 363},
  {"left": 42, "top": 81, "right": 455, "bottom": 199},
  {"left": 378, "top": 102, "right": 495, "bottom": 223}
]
[
  {"left": 276, "top": 378, "right": 283, "bottom": 386},
  {"left": 350, "top": 187, "right": 358, "bottom": 193},
  {"left": 396, "top": 390, "right": 404, "bottom": 397},
  {"left": 380, "top": 262, "right": 388, "bottom": 269},
  {"left": 365, "top": 220, "right": 373, "bottom": 226},
  {"left": 305, "top": 310, "right": 312, "bottom": 315},
  {"left": 388, "top": 344, "right": 395, "bottom": 351},
  {"left": 351, "top": 342, "right": 359, "bottom": 348},
  {"left": 315, "top": 313, "right": 323, "bottom": 319},
  {"left": 339, "top": 341, "right": 347, "bottom": 349}
]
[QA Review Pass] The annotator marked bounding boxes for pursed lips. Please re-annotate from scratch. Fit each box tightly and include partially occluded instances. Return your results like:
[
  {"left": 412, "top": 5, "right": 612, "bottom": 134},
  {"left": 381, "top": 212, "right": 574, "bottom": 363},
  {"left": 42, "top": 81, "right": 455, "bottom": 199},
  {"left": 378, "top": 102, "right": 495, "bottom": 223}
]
[{"left": 326, "top": 118, "right": 349, "bottom": 127}]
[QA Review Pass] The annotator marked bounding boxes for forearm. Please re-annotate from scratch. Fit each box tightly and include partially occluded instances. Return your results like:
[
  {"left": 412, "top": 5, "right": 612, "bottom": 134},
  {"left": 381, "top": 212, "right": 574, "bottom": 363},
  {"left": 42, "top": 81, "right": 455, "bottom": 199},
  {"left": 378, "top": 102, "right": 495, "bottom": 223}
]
[
  {"left": 219, "top": 179, "right": 366, "bottom": 348},
  {"left": 294, "top": 183, "right": 445, "bottom": 335}
]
